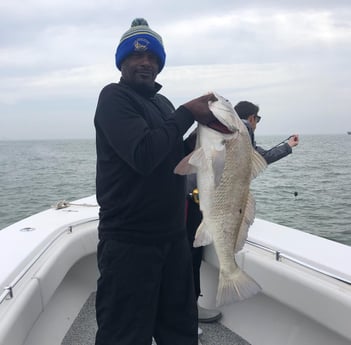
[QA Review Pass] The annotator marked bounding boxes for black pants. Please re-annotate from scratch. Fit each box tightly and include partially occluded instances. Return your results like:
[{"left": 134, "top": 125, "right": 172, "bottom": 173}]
[
  {"left": 95, "top": 236, "right": 198, "bottom": 345},
  {"left": 186, "top": 198, "right": 203, "bottom": 300}
]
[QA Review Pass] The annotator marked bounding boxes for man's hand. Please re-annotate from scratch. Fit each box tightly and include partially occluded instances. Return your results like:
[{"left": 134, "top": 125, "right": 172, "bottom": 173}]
[
  {"left": 288, "top": 134, "right": 299, "bottom": 148},
  {"left": 183, "top": 93, "right": 217, "bottom": 125}
]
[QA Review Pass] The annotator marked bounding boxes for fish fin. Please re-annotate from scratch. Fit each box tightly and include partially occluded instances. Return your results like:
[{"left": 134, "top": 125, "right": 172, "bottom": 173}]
[
  {"left": 193, "top": 221, "right": 213, "bottom": 247},
  {"left": 174, "top": 149, "right": 203, "bottom": 175},
  {"left": 212, "top": 146, "right": 226, "bottom": 188},
  {"left": 216, "top": 268, "right": 261, "bottom": 307},
  {"left": 251, "top": 149, "right": 267, "bottom": 180},
  {"left": 235, "top": 192, "right": 256, "bottom": 253},
  {"left": 188, "top": 147, "right": 207, "bottom": 167}
]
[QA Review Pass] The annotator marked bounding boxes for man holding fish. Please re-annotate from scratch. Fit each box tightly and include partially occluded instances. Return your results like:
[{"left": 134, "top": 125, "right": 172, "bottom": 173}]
[{"left": 94, "top": 18, "right": 219, "bottom": 345}]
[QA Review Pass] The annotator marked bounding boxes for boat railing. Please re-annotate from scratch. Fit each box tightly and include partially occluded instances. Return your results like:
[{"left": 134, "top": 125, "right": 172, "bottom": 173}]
[
  {"left": 0, "top": 218, "right": 98, "bottom": 305},
  {"left": 1, "top": 230, "right": 350, "bottom": 305},
  {"left": 246, "top": 239, "right": 351, "bottom": 286}
]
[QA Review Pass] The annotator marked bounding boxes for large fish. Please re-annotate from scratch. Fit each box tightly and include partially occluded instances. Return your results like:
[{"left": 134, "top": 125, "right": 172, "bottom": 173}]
[{"left": 175, "top": 92, "right": 267, "bottom": 306}]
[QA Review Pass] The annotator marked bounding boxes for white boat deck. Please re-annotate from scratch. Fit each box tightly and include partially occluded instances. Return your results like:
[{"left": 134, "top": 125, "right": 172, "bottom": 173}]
[
  {"left": 61, "top": 292, "right": 251, "bottom": 345},
  {"left": 1, "top": 195, "right": 351, "bottom": 345}
]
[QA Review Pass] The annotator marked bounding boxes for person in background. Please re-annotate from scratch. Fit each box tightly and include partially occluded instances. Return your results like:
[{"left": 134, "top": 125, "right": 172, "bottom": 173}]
[
  {"left": 94, "top": 18, "right": 216, "bottom": 345},
  {"left": 234, "top": 100, "right": 299, "bottom": 163},
  {"left": 186, "top": 100, "right": 299, "bottom": 333}
]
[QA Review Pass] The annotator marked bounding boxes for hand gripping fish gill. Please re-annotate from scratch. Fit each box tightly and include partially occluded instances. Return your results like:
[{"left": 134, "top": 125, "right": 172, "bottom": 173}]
[{"left": 175, "top": 92, "right": 267, "bottom": 306}]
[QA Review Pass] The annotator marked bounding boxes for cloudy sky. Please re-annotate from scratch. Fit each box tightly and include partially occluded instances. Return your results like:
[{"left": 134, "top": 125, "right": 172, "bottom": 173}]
[{"left": 1, "top": 0, "right": 350, "bottom": 140}]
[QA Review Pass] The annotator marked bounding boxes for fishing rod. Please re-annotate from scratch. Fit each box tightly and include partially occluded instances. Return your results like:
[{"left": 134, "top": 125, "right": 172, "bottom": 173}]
[
  {"left": 260, "top": 135, "right": 295, "bottom": 156},
  {"left": 260, "top": 135, "right": 299, "bottom": 198}
]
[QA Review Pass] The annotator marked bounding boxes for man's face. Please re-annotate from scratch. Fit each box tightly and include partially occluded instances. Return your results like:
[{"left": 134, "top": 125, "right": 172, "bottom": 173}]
[
  {"left": 248, "top": 114, "right": 260, "bottom": 132},
  {"left": 121, "top": 51, "right": 159, "bottom": 90}
]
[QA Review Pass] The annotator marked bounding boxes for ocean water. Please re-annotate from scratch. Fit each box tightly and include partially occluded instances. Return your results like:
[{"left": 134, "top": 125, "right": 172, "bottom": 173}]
[
  {"left": 0, "top": 139, "right": 96, "bottom": 228},
  {"left": 0, "top": 135, "right": 350, "bottom": 246},
  {"left": 251, "top": 134, "right": 351, "bottom": 245}
]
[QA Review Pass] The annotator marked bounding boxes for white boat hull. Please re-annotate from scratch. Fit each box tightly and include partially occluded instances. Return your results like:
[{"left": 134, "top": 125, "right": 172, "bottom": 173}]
[{"left": 0, "top": 195, "right": 350, "bottom": 345}]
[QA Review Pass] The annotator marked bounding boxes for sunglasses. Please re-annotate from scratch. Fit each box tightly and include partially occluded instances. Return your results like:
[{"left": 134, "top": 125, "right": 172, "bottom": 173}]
[{"left": 255, "top": 115, "right": 261, "bottom": 123}]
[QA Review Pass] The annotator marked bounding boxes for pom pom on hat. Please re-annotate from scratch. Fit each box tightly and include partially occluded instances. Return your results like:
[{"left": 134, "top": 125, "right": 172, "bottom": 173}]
[{"left": 115, "top": 18, "right": 166, "bottom": 72}]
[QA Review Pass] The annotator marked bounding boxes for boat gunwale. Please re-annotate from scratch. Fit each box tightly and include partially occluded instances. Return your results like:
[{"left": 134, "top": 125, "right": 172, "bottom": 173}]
[
  {"left": 0, "top": 218, "right": 98, "bottom": 305},
  {"left": 245, "top": 239, "right": 351, "bottom": 285},
  {"left": 1, "top": 216, "right": 350, "bottom": 305}
]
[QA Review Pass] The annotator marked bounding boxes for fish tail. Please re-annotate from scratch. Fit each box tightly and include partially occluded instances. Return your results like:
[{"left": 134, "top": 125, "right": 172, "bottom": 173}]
[{"left": 216, "top": 268, "right": 261, "bottom": 306}]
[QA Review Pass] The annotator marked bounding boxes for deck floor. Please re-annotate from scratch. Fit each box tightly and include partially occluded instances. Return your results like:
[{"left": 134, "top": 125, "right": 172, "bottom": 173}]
[{"left": 62, "top": 293, "right": 250, "bottom": 345}]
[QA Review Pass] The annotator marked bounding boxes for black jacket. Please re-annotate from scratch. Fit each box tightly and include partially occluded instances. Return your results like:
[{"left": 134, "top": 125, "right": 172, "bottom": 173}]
[{"left": 94, "top": 79, "right": 194, "bottom": 243}]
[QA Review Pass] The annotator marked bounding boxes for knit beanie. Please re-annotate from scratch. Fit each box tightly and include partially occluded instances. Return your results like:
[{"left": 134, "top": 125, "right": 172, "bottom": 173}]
[{"left": 115, "top": 18, "right": 166, "bottom": 72}]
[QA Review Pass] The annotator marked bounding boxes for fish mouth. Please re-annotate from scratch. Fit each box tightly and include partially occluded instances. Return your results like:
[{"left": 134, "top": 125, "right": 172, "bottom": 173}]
[{"left": 207, "top": 119, "right": 234, "bottom": 134}]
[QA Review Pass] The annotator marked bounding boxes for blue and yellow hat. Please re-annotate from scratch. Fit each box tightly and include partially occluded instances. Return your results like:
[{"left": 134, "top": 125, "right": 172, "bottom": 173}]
[{"left": 115, "top": 18, "right": 166, "bottom": 72}]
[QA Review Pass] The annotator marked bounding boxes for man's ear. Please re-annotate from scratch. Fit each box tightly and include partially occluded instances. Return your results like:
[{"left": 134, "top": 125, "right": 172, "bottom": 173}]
[{"left": 247, "top": 114, "right": 255, "bottom": 126}]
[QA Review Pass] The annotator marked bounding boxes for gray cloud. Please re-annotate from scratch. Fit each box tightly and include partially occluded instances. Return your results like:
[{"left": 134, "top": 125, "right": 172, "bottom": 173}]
[{"left": 0, "top": 0, "right": 350, "bottom": 139}]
